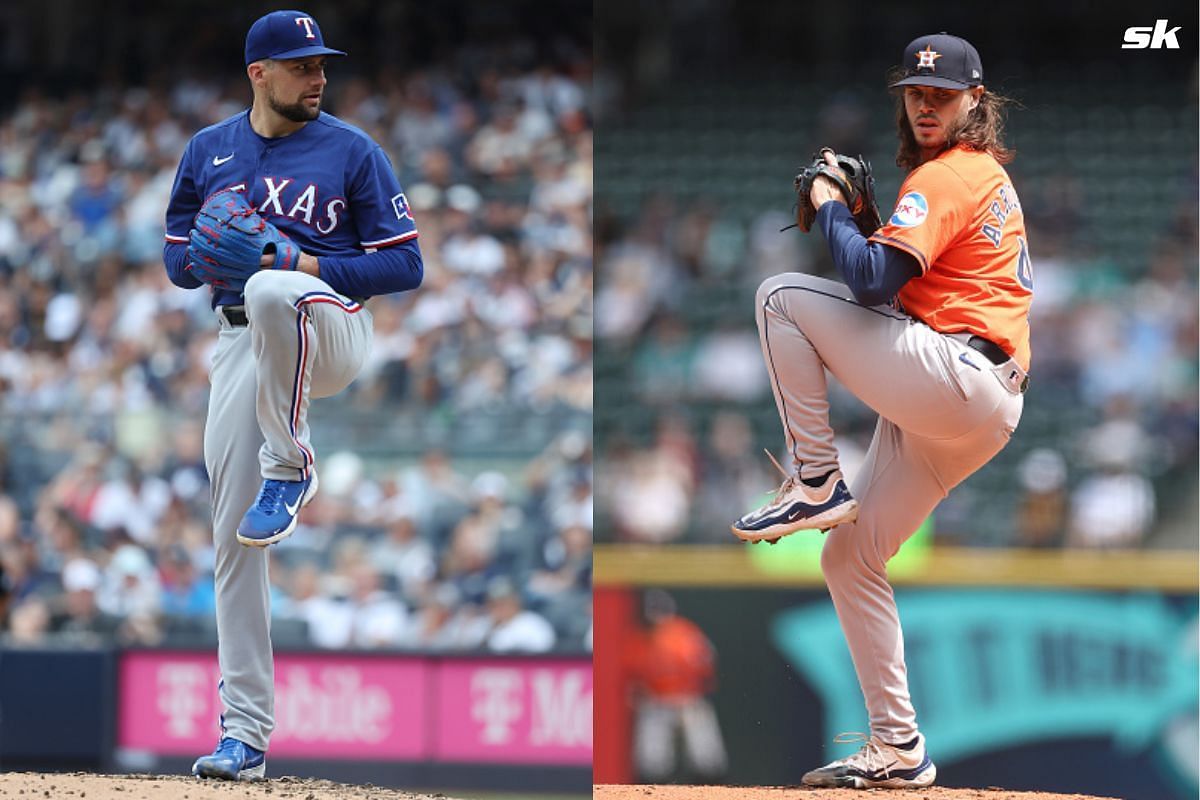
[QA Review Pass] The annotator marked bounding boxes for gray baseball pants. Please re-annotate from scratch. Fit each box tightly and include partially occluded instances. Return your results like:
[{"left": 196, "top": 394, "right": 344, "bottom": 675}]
[
  {"left": 755, "top": 272, "right": 1024, "bottom": 744},
  {"left": 204, "top": 270, "right": 372, "bottom": 749}
]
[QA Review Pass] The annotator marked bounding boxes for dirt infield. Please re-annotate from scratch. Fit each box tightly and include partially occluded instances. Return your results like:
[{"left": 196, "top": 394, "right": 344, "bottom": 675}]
[
  {"left": 0, "top": 772, "right": 465, "bottom": 799},
  {"left": 593, "top": 785, "right": 1121, "bottom": 800}
]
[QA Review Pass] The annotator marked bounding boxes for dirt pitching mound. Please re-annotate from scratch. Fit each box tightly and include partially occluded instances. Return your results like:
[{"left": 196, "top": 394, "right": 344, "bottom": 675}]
[
  {"left": 593, "top": 785, "right": 1121, "bottom": 800},
  {"left": 0, "top": 772, "right": 469, "bottom": 800}
]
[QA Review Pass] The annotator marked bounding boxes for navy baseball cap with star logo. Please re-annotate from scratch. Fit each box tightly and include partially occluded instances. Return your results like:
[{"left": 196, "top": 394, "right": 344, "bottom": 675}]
[
  {"left": 245, "top": 10, "right": 347, "bottom": 65},
  {"left": 890, "top": 32, "right": 983, "bottom": 90}
]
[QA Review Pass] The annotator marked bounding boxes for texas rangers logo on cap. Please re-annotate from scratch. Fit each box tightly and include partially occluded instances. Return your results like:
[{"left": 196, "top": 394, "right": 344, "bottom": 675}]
[
  {"left": 244, "top": 10, "right": 347, "bottom": 65},
  {"left": 916, "top": 46, "right": 942, "bottom": 70},
  {"left": 890, "top": 192, "right": 928, "bottom": 228},
  {"left": 294, "top": 16, "right": 317, "bottom": 39}
]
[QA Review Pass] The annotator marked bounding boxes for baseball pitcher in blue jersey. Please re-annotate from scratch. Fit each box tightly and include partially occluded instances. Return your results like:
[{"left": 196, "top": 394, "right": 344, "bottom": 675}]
[{"left": 162, "top": 10, "right": 423, "bottom": 781}]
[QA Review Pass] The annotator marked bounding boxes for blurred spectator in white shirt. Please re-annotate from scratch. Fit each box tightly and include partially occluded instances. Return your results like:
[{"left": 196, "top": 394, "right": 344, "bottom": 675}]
[
  {"left": 370, "top": 513, "right": 436, "bottom": 603},
  {"left": 289, "top": 562, "right": 353, "bottom": 650},
  {"left": 403, "top": 582, "right": 489, "bottom": 652},
  {"left": 347, "top": 561, "right": 410, "bottom": 649},
  {"left": 97, "top": 544, "right": 161, "bottom": 618},
  {"left": 485, "top": 578, "right": 555, "bottom": 653}
]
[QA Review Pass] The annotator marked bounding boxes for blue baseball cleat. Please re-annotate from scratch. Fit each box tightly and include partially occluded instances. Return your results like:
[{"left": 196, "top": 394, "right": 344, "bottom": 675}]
[
  {"left": 731, "top": 467, "right": 858, "bottom": 543},
  {"left": 236, "top": 471, "right": 318, "bottom": 547},
  {"left": 192, "top": 737, "right": 266, "bottom": 781}
]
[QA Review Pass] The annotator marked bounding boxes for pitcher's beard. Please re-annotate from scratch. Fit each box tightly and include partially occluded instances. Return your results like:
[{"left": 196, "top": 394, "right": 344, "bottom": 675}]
[
  {"left": 939, "top": 110, "right": 977, "bottom": 150},
  {"left": 270, "top": 93, "right": 320, "bottom": 123},
  {"left": 913, "top": 115, "right": 969, "bottom": 159}
]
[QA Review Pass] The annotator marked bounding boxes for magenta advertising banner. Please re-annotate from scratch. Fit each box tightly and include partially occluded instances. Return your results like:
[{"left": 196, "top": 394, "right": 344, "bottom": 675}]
[
  {"left": 118, "top": 651, "right": 431, "bottom": 758},
  {"left": 434, "top": 659, "right": 593, "bottom": 764},
  {"left": 116, "top": 651, "right": 591, "bottom": 766}
]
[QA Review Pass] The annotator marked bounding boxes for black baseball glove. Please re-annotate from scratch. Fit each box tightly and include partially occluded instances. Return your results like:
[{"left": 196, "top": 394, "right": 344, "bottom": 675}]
[
  {"left": 793, "top": 148, "right": 883, "bottom": 237},
  {"left": 186, "top": 189, "right": 301, "bottom": 292}
]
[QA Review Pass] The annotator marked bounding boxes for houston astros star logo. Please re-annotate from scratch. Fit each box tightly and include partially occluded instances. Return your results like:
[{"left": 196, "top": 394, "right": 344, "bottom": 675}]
[{"left": 916, "top": 45, "right": 942, "bottom": 69}]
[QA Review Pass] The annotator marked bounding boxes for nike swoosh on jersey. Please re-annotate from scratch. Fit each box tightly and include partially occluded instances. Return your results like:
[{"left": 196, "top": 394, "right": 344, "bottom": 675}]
[
  {"left": 284, "top": 497, "right": 302, "bottom": 516},
  {"left": 212, "top": 153, "right": 235, "bottom": 166}
]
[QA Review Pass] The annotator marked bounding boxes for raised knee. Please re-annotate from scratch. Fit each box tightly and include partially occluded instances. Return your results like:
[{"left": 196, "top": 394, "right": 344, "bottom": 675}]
[
  {"left": 242, "top": 269, "right": 271, "bottom": 305},
  {"left": 755, "top": 271, "right": 835, "bottom": 311},
  {"left": 242, "top": 270, "right": 293, "bottom": 315},
  {"left": 755, "top": 273, "right": 790, "bottom": 310}
]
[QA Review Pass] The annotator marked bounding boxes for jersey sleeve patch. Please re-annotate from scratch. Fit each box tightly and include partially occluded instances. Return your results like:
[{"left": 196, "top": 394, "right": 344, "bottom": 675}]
[
  {"left": 391, "top": 192, "right": 413, "bottom": 222},
  {"left": 889, "top": 191, "right": 929, "bottom": 228},
  {"left": 348, "top": 146, "right": 418, "bottom": 250}
]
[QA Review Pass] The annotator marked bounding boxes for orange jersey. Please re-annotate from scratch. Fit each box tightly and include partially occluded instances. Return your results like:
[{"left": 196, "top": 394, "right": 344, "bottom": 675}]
[
  {"left": 623, "top": 617, "right": 715, "bottom": 698},
  {"left": 870, "top": 145, "right": 1033, "bottom": 371}
]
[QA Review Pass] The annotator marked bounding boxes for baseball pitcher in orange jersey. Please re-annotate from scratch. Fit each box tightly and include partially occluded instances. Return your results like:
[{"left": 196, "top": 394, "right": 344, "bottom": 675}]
[{"left": 731, "top": 33, "right": 1031, "bottom": 788}]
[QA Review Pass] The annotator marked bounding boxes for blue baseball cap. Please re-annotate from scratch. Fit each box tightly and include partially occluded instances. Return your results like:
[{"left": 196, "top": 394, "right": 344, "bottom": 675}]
[
  {"left": 890, "top": 33, "right": 983, "bottom": 90},
  {"left": 245, "top": 10, "right": 346, "bottom": 65}
]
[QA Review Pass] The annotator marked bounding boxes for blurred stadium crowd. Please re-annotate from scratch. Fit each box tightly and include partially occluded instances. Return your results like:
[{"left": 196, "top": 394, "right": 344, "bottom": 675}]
[
  {"left": 0, "top": 32, "right": 593, "bottom": 651},
  {"left": 595, "top": 81, "right": 1198, "bottom": 550}
]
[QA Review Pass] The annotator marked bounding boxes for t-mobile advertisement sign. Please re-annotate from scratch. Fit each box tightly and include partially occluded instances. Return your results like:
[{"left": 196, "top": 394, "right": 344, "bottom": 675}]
[
  {"left": 118, "top": 652, "right": 431, "bottom": 758},
  {"left": 437, "top": 659, "right": 593, "bottom": 763},
  {"left": 117, "top": 651, "right": 591, "bottom": 764}
]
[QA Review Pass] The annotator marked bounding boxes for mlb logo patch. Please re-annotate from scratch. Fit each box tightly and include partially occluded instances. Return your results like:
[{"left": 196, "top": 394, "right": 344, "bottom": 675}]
[
  {"left": 391, "top": 192, "right": 413, "bottom": 222},
  {"left": 890, "top": 192, "right": 928, "bottom": 228}
]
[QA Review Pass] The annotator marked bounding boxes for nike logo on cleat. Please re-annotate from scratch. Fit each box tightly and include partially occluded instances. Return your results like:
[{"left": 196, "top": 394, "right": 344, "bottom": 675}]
[
  {"left": 212, "top": 153, "right": 235, "bottom": 166},
  {"left": 284, "top": 498, "right": 301, "bottom": 516}
]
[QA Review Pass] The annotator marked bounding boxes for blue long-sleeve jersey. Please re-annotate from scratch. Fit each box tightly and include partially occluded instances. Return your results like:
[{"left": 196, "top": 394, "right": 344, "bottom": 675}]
[
  {"left": 164, "top": 109, "right": 423, "bottom": 305},
  {"left": 816, "top": 201, "right": 919, "bottom": 307}
]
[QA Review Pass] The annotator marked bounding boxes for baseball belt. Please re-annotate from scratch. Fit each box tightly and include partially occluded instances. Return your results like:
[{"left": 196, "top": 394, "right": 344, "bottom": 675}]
[
  {"left": 219, "top": 305, "right": 249, "bottom": 327},
  {"left": 966, "top": 335, "right": 1029, "bottom": 394},
  {"left": 217, "top": 297, "right": 368, "bottom": 329}
]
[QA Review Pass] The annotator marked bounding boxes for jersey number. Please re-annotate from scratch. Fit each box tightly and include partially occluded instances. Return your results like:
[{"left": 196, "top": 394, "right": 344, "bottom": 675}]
[{"left": 1015, "top": 235, "right": 1033, "bottom": 291}]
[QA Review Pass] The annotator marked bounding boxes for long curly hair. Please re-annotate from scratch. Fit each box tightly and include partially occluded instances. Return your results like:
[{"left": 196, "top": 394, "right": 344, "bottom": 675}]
[{"left": 888, "top": 67, "right": 1016, "bottom": 172}]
